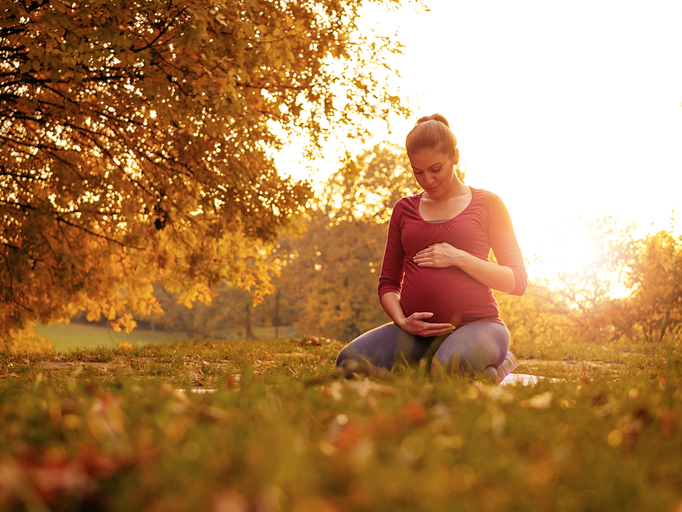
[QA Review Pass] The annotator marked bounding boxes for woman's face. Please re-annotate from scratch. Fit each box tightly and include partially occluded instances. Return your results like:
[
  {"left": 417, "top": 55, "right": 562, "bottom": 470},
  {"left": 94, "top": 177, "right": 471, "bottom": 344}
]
[{"left": 408, "top": 148, "right": 458, "bottom": 198}]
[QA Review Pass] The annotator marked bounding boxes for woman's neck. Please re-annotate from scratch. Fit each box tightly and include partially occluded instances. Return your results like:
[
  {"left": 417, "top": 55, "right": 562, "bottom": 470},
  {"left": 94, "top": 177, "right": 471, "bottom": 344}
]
[
  {"left": 419, "top": 183, "right": 472, "bottom": 221},
  {"left": 424, "top": 180, "right": 469, "bottom": 202}
]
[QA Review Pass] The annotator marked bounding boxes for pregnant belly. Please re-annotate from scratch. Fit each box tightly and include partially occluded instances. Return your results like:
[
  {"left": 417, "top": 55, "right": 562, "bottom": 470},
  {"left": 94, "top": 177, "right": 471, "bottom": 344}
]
[{"left": 399, "top": 266, "right": 497, "bottom": 326}]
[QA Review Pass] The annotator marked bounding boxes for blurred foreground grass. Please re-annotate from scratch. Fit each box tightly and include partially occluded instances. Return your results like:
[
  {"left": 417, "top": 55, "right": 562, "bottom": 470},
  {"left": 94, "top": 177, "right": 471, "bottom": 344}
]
[{"left": 0, "top": 336, "right": 681, "bottom": 512}]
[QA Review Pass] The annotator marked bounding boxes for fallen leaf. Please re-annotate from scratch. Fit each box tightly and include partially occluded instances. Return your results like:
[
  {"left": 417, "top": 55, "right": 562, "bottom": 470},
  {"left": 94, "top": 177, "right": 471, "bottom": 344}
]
[
  {"left": 522, "top": 391, "right": 553, "bottom": 409},
  {"left": 656, "top": 408, "right": 677, "bottom": 437},
  {"left": 403, "top": 402, "right": 427, "bottom": 426}
]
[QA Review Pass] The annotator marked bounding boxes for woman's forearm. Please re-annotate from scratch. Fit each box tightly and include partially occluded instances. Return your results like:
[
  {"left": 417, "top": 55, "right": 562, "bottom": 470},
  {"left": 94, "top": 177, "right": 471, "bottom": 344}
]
[
  {"left": 413, "top": 243, "right": 517, "bottom": 294},
  {"left": 380, "top": 292, "right": 407, "bottom": 325},
  {"left": 456, "top": 252, "right": 516, "bottom": 294}
]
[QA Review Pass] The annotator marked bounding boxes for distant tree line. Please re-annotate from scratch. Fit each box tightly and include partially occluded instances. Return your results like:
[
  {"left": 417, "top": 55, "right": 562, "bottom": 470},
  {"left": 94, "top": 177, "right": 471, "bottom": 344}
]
[{"left": 122, "top": 143, "right": 682, "bottom": 346}]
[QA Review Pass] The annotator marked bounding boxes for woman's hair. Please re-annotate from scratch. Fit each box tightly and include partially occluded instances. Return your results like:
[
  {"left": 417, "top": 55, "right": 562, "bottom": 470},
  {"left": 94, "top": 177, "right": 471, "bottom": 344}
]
[{"left": 405, "top": 114, "right": 458, "bottom": 161}]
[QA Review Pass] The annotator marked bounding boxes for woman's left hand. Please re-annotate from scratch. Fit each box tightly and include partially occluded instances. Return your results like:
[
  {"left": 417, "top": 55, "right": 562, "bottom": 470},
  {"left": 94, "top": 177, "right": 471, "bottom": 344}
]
[{"left": 413, "top": 243, "right": 464, "bottom": 268}]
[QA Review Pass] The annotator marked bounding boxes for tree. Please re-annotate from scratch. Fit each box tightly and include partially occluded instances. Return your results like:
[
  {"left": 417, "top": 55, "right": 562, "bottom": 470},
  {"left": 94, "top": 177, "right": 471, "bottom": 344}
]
[
  {"left": 500, "top": 220, "right": 682, "bottom": 348},
  {"left": 328, "top": 142, "right": 465, "bottom": 225},
  {"left": 532, "top": 217, "right": 637, "bottom": 344},
  {"left": 283, "top": 212, "right": 387, "bottom": 342},
  {"left": 0, "top": 0, "right": 410, "bottom": 348},
  {"left": 622, "top": 230, "right": 682, "bottom": 343},
  {"left": 275, "top": 142, "right": 424, "bottom": 341},
  {"left": 494, "top": 284, "right": 571, "bottom": 349}
]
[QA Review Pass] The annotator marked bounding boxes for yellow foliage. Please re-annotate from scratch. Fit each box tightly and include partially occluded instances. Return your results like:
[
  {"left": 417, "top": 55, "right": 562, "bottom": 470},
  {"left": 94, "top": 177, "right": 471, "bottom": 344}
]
[
  {"left": 1, "top": 322, "right": 53, "bottom": 354},
  {"left": 118, "top": 341, "right": 134, "bottom": 351},
  {"left": 110, "top": 314, "right": 137, "bottom": 334},
  {"left": 1, "top": 0, "right": 412, "bottom": 349}
]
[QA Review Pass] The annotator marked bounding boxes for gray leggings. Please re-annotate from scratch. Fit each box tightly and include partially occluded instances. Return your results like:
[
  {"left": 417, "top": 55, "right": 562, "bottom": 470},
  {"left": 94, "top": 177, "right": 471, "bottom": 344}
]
[{"left": 335, "top": 321, "right": 510, "bottom": 376}]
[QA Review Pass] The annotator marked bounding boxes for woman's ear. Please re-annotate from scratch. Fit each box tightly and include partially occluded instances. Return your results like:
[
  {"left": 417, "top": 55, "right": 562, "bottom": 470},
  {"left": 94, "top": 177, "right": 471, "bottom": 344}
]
[{"left": 454, "top": 147, "right": 460, "bottom": 165}]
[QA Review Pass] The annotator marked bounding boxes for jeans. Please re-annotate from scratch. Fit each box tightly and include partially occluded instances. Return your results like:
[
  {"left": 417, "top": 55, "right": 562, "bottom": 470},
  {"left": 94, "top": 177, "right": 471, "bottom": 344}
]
[{"left": 335, "top": 321, "right": 510, "bottom": 376}]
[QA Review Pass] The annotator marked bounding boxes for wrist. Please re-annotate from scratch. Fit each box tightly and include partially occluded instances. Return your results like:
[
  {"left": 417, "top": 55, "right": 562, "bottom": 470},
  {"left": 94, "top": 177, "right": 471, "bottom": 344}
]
[
  {"left": 395, "top": 316, "right": 407, "bottom": 328},
  {"left": 452, "top": 249, "right": 469, "bottom": 268}
]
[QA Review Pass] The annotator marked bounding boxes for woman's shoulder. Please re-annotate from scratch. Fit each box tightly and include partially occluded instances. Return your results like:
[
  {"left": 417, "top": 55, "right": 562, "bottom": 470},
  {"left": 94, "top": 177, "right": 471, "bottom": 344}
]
[
  {"left": 470, "top": 187, "right": 506, "bottom": 208},
  {"left": 470, "top": 187, "right": 500, "bottom": 201},
  {"left": 468, "top": 187, "right": 514, "bottom": 226},
  {"left": 392, "top": 192, "right": 423, "bottom": 211}
]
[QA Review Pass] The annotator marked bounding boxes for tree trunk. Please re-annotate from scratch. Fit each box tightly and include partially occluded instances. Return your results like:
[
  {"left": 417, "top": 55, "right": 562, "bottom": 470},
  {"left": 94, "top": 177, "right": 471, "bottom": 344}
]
[
  {"left": 274, "top": 290, "right": 281, "bottom": 339},
  {"left": 245, "top": 302, "right": 254, "bottom": 341}
]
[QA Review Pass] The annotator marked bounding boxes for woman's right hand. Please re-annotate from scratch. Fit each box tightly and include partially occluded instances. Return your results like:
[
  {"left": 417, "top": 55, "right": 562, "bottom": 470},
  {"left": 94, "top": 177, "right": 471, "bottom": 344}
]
[{"left": 397, "top": 312, "right": 455, "bottom": 337}]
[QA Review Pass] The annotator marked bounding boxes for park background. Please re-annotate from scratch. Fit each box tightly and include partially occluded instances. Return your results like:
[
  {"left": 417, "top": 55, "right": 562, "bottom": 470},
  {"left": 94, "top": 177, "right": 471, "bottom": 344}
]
[
  {"left": 21, "top": 0, "right": 682, "bottom": 352},
  {"left": 1, "top": 1, "right": 682, "bottom": 511}
]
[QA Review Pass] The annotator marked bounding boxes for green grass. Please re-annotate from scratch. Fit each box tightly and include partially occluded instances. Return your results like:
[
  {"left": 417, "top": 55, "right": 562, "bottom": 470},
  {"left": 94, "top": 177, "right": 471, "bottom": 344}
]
[
  {"left": 35, "top": 323, "right": 299, "bottom": 352},
  {"left": 0, "top": 337, "right": 681, "bottom": 512}
]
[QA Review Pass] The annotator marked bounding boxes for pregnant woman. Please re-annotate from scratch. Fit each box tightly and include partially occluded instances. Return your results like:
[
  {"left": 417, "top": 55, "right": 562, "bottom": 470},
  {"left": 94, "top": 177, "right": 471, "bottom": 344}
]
[{"left": 335, "top": 114, "right": 528, "bottom": 381}]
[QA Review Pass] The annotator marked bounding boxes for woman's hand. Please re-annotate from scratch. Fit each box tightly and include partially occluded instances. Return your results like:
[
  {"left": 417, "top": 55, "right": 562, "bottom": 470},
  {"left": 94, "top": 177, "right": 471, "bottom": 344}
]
[
  {"left": 414, "top": 243, "right": 518, "bottom": 294},
  {"left": 413, "top": 243, "right": 463, "bottom": 268},
  {"left": 397, "top": 312, "right": 455, "bottom": 337},
  {"left": 380, "top": 292, "right": 454, "bottom": 337}
]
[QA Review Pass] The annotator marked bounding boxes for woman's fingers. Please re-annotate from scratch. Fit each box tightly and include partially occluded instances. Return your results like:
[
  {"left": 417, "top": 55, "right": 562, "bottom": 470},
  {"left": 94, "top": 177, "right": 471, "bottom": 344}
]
[
  {"left": 413, "top": 248, "right": 431, "bottom": 261},
  {"left": 403, "top": 312, "right": 455, "bottom": 336},
  {"left": 413, "top": 243, "right": 458, "bottom": 268},
  {"left": 412, "top": 311, "right": 434, "bottom": 320},
  {"left": 421, "top": 323, "right": 456, "bottom": 336},
  {"left": 425, "top": 322, "right": 456, "bottom": 331}
]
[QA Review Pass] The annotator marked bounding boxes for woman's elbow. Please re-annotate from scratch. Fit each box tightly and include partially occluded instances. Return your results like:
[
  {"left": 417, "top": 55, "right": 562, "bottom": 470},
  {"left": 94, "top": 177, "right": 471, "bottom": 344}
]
[{"left": 510, "top": 269, "right": 528, "bottom": 296}]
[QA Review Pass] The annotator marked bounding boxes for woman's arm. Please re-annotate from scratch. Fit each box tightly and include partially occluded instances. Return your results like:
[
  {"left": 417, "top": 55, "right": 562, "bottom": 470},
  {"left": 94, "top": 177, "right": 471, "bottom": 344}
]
[
  {"left": 412, "top": 243, "right": 516, "bottom": 294},
  {"left": 380, "top": 291, "right": 455, "bottom": 336}
]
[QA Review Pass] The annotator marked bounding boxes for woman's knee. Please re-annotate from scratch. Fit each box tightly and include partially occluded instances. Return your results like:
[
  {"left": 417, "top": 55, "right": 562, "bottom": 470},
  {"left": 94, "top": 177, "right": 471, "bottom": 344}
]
[
  {"left": 430, "top": 321, "right": 510, "bottom": 375},
  {"left": 431, "top": 348, "right": 471, "bottom": 375},
  {"left": 335, "top": 346, "right": 347, "bottom": 368},
  {"left": 335, "top": 344, "right": 356, "bottom": 367},
  {"left": 334, "top": 323, "right": 400, "bottom": 369}
]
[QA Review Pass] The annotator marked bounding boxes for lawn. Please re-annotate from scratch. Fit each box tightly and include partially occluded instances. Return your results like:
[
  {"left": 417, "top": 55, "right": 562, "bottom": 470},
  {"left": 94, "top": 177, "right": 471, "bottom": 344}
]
[
  {"left": 0, "top": 335, "right": 680, "bottom": 512},
  {"left": 35, "top": 323, "right": 299, "bottom": 352}
]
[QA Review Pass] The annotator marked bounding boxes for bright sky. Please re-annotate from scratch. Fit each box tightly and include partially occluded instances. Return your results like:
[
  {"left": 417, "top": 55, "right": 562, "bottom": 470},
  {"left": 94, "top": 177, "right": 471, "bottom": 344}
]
[{"left": 283, "top": 0, "right": 682, "bottom": 279}]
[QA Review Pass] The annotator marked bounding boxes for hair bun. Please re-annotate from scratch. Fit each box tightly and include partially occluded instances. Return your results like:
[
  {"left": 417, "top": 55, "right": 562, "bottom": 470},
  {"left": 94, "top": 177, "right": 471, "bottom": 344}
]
[
  {"left": 406, "top": 114, "right": 457, "bottom": 160},
  {"left": 416, "top": 114, "right": 450, "bottom": 128}
]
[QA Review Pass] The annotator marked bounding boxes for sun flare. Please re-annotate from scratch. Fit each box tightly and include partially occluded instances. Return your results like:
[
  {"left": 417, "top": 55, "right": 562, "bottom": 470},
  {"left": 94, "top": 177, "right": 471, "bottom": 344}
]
[
  {"left": 525, "top": 223, "right": 607, "bottom": 281},
  {"left": 549, "top": 231, "right": 602, "bottom": 274}
]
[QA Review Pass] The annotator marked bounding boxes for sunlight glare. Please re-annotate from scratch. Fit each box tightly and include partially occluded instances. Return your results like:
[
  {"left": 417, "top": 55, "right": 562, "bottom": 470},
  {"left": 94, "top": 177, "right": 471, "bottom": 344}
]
[{"left": 550, "top": 231, "right": 602, "bottom": 275}]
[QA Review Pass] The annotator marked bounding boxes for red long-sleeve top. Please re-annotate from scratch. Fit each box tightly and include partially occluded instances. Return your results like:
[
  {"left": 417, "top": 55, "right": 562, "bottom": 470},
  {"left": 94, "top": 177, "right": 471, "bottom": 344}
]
[{"left": 378, "top": 187, "right": 528, "bottom": 327}]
